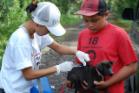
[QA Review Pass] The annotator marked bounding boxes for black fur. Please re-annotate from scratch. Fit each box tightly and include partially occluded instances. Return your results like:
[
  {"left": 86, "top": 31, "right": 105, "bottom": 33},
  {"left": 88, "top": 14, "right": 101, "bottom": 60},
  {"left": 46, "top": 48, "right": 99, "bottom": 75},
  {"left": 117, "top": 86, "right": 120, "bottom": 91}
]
[
  {"left": 0, "top": 88, "right": 5, "bottom": 93},
  {"left": 67, "top": 62, "right": 113, "bottom": 93},
  {"left": 26, "top": 2, "right": 37, "bottom": 13}
]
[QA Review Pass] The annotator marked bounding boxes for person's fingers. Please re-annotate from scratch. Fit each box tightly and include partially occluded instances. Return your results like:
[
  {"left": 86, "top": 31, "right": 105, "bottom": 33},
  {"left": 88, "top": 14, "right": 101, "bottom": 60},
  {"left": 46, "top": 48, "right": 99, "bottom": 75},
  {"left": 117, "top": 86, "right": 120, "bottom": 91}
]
[
  {"left": 76, "top": 51, "right": 90, "bottom": 66},
  {"left": 82, "top": 61, "right": 86, "bottom": 66},
  {"left": 81, "top": 84, "right": 88, "bottom": 90},
  {"left": 66, "top": 80, "right": 74, "bottom": 88},
  {"left": 71, "top": 83, "right": 75, "bottom": 88},
  {"left": 94, "top": 80, "right": 100, "bottom": 85},
  {"left": 81, "top": 81, "right": 88, "bottom": 90},
  {"left": 66, "top": 80, "right": 71, "bottom": 88},
  {"left": 84, "top": 54, "right": 90, "bottom": 62},
  {"left": 94, "top": 80, "right": 108, "bottom": 89},
  {"left": 80, "top": 59, "right": 86, "bottom": 66},
  {"left": 83, "top": 80, "right": 88, "bottom": 86},
  {"left": 66, "top": 83, "right": 72, "bottom": 88},
  {"left": 94, "top": 81, "right": 103, "bottom": 89}
]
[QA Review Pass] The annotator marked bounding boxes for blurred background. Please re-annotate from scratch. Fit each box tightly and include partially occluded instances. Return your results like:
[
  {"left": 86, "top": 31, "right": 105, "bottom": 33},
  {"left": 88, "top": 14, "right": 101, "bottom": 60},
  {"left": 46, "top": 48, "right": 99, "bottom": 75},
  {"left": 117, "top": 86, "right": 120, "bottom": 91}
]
[{"left": 0, "top": 0, "right": 139, "bottom": 93}]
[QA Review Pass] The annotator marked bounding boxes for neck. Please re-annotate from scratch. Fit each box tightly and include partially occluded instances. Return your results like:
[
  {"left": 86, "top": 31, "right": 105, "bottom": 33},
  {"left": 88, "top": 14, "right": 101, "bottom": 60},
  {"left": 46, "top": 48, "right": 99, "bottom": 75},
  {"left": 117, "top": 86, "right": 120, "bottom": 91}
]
[
  {"left": 24, "top": 20, "right": 35, "bottom": 38},
  {"left": 97, "top": 21, "right": 108, "bottom": 32}
]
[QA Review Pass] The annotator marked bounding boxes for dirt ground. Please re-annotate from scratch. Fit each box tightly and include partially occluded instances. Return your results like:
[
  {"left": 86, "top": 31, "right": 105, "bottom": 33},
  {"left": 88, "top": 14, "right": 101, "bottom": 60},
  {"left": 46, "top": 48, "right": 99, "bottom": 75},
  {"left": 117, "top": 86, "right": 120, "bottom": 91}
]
[{"left": 41, "top": 25, "right": 83, "bottom": 93}]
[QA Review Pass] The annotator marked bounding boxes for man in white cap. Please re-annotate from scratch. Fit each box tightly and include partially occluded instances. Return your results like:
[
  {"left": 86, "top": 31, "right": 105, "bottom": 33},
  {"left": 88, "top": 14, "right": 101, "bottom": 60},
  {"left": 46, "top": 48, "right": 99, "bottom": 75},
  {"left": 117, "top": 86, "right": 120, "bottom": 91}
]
[{"left": 0, "top": 1, "right": 90, "bottom": 93}]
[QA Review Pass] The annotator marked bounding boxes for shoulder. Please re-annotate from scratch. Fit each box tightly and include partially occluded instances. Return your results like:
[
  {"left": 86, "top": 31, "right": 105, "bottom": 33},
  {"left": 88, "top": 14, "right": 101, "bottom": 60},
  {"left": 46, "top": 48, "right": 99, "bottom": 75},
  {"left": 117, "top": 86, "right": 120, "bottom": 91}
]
[
  {"left": 108, "top": 24, "right": 132, "bottom": 44},
  {"left": 110, "top": 24, "right": 127, "bottom": 33},
  {"left": 9, "top": 26, "right": 31, "bottom": 46},
  {"left": 108, "top": 23, "right": 129, "bottom": 38},
  {"left": 11, "top": 26, "right": 29, "bottom": 39}
]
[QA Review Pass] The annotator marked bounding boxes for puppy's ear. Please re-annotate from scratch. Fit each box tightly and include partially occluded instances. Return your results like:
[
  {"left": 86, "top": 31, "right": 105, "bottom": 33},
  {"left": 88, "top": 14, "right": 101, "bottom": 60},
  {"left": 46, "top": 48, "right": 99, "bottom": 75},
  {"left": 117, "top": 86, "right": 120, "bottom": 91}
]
[
  {"left": 107, "top": 61, "right": 113, "bottom": 68},
  {"left": 109, "top": 61, "right": 113, "bottom": 65},
  {"left": 101, "top": 61, "right": 113, "bottom": 68},
  {"left": 96, "top": 61, "right": 113, "bottom": 75},
  {"left": 103, "top": 61, "right": 113, "bottom": 75}
]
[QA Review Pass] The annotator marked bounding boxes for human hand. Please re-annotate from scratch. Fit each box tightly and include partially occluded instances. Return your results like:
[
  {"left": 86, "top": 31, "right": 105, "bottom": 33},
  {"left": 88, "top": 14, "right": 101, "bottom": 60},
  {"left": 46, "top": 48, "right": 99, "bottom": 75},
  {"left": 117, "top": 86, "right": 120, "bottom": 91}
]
[
  {"left": 76, "top": 51, "right": 90, "bottom": 66},
  {"left": 94, "top": 80, "right": 109, "bottom": 89},
  {"left": 56, "top": 61, "right": 74, "bottom": 74},
  {"left": 81, "top": 80, "right": 89, "bottom": 90},
  {"left": 66, "top": 80, "right": 74, "bottom": 89}
]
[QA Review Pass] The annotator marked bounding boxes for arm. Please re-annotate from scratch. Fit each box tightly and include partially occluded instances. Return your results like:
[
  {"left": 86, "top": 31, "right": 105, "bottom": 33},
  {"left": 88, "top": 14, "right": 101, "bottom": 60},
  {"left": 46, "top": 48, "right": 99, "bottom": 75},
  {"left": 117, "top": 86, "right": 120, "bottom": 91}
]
[
  {"left": 106, "top": 62, "right": 137, "bottom": 86},
  {"left": 94, "top": 62, "right": 137, "bottom": 89},
  {"left": 48, "top": 41, "right": 90, "bottom": 66},
  {"left": 48, "top": 41, "right": 76, "bottom": 55},
  {"left": 22, "top": 66, "right": 57, "bottom": 80},
  {"left": 22, "top": 61, "right": 74, "bottom": 80}
]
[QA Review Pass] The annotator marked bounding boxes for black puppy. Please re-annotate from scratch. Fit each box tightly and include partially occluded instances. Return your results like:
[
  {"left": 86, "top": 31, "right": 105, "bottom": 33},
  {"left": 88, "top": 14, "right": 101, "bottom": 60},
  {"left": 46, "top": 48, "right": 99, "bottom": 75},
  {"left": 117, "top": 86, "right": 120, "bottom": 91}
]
[{"left": 67, "top": 62, "right": 113, "bottom": 93}]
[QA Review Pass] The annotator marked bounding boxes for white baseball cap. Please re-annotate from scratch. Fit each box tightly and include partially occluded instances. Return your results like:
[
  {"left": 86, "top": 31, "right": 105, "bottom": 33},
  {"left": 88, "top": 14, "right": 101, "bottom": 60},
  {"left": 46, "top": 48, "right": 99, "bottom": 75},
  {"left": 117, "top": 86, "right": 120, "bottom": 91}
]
[{"left": 31, "top": 2, "right": 66, "bottom": 36}]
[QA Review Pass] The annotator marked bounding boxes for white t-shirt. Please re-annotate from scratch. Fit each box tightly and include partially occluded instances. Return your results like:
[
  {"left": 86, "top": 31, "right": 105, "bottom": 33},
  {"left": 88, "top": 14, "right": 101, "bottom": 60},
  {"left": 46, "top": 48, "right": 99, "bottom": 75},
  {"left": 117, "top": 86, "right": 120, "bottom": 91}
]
[{"left": 0, "top": 26, "right": 54, "bottom": 93}]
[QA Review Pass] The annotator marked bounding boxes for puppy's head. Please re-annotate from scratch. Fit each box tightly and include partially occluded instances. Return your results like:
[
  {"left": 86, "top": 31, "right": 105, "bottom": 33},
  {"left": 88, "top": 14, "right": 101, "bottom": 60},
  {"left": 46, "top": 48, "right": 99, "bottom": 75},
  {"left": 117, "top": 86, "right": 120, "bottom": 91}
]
[{"left": 96, "top": 61, "right": 113, "bottom": 76}]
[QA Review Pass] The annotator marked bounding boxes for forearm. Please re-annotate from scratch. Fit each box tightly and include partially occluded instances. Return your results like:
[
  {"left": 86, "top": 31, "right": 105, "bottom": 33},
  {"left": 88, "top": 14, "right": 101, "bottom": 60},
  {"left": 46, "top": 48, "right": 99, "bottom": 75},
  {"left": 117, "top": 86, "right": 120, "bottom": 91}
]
[
  {"left": 106, "top": 62, "right": 137, "bottom": 86},
  {"left": 49, "top": 41, "right": 76, "bottom": 55},
  {"left": 22, "top": 66, "right": 57, "bottom": 80},
  {"left": 33, "top": 66, "right": 57, "bottom": 78}
]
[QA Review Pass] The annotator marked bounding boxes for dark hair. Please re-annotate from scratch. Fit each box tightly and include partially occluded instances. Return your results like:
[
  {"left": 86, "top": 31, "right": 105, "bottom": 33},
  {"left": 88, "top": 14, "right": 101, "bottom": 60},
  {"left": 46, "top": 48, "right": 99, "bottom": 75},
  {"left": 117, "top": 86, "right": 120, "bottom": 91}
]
[
  {"left": 26, "top": 0, "right": 38, "bottom": 13},
  {"left": 97, "top": 0, "right": 109, "bottom": 16},
  {"left": 97, "top": 10, "right": 108, "bottom": 16}
]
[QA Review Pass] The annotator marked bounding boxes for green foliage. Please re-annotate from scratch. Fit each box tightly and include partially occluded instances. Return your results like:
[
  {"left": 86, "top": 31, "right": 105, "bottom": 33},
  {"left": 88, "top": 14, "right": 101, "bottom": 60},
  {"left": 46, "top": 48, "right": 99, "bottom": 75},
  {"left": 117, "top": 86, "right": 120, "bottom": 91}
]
[
  {"left": 0, "top": 37, "right": 7, "bottom": 67},
  {"left": 46, "top": 0, "right": 81, "bottom": 14},
  {"left": 0, "top": 0, "right": 28, "bottom": 68},
  {"left": 110, "top": 0, "right": 138, "bottom": 18},
  {"left": 61, "top": 14, "right": 81, "bottom": 26}
]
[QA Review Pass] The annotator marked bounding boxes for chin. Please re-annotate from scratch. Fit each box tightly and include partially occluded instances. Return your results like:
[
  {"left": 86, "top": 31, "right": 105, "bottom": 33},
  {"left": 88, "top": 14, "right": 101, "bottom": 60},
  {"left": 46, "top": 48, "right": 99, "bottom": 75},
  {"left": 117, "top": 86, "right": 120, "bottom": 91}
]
[{"left": 89, "top": 28, "right": 98, "bottom": 32}]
